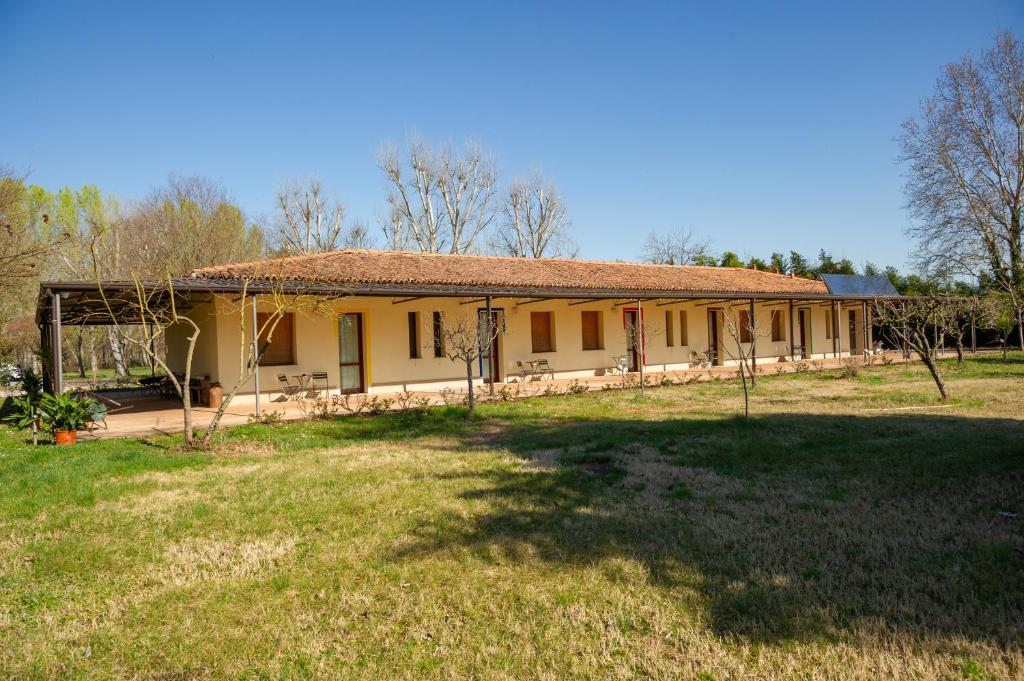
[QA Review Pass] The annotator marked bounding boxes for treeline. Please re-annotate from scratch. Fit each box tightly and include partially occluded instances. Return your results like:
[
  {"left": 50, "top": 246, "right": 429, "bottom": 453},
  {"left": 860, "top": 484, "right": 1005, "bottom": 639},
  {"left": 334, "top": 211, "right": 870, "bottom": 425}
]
[{"left": 639, "top": 227, "right": 959, "bottom": 296}]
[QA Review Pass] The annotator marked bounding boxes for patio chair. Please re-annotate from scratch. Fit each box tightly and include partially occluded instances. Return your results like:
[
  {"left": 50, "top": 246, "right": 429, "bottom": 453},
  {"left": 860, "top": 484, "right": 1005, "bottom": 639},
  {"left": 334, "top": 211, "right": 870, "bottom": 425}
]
[
  {"left": 691, "top": 350, "right": 712, "bottom": 369},
  {"left": 514, "top": 360, "right": 534, "bottom": 381},
  {"left": 535, "top": 358, "right": 554, "bottom": 380},
  {"left": 87, "top": 401, "right": 109, "bottom": 431},
  {"left": 275, "top": 373, "right": 300, "bottom": 402},
  {"left": 609, "top": 355, "right": 629, "bottom": 377},
  {"left": 310, "top": 371, "right": 330, "bottom": 397}
]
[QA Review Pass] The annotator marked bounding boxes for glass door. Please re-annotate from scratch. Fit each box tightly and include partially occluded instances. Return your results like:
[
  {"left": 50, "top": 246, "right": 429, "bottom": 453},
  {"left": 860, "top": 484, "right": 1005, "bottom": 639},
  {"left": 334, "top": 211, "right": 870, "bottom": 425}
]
[
  {"left": 477, "top": 309, "right": 501, "bottom": 383},
  {"left": 338, "top": 313, "right": 364, "bottom": 394}
]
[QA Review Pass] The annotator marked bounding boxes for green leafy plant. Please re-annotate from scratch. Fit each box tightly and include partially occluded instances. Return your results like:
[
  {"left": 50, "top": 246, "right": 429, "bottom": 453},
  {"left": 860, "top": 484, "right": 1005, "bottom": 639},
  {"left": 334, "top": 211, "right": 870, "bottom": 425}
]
[
  {"left": 19, "top": 368, "right": 43, "bottom": 403},
  {"left": 39, "top": 392, "right": 96, "bottom": 433},
  {"left": 3, "top": 395, "right": 45, "bottom": 445}
]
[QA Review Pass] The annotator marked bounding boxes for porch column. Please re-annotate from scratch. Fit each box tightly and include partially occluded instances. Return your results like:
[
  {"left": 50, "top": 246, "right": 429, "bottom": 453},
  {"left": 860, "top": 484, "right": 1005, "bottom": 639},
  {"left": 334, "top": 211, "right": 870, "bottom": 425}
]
[
  {"left": 749, "top": 298, "right": 756, "bottom": 376},
  {"left": 51, "top": 290, "right": 64, "bottom": 394},
  {"left": 486, "top": 295, "right": 494, "bottom": 396},
  {"left": 251, "top": 294, "right": 260, "bottom": 415},
  {"left": 861, "top": 300, "right": 869, "bottom": 359},
  {"left": 637, "top": 298, "right": 644, "bottom": 388},
  {"left": 831, "top": 301, "right": 839, "bottom": 359},
  {"left": 788, "top": 299, "right": 795, "bottom": 360}
]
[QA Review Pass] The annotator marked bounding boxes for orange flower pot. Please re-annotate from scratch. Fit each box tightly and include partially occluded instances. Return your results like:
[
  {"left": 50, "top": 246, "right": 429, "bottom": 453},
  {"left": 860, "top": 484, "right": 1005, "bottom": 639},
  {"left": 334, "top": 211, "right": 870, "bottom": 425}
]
[{"left": 54, "top": 430, "right": 77, "bottom": 446}]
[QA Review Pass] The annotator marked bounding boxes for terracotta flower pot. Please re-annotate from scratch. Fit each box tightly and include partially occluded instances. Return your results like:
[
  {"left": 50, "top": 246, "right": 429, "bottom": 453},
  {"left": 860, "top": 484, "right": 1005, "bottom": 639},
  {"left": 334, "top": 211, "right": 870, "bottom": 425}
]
[{"left": 54, "top": 430, "right": 77, "bottom": 446}]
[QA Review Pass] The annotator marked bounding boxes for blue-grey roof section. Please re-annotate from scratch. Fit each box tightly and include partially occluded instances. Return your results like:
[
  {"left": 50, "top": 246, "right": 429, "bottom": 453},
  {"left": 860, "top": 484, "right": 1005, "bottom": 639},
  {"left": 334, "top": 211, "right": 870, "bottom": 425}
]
[{"left": 820, "top": 274, "right": 899, "bottom": 297}]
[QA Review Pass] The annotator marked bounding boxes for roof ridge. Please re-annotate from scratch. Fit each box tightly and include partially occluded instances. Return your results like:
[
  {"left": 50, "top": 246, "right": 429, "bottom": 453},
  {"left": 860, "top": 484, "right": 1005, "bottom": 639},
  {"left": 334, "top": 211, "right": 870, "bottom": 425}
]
[{"left": 193, "top": 248, "right": 818, "bottom": 282}]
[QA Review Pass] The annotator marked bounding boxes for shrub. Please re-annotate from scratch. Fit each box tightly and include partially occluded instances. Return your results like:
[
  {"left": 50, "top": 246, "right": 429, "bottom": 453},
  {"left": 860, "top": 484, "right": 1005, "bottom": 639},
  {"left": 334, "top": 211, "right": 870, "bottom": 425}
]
[
  {"left": 248, "top": 410, "right": 284, "bottom": 425},
  {"left": 566, "top": 379, "right": 589, "bottom": 395}
]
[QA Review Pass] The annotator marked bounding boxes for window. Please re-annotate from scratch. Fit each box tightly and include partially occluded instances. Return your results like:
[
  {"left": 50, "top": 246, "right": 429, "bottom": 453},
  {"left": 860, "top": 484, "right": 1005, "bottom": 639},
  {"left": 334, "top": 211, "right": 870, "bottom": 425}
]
[
  {"left": 679, "top": 310, "right": 688, "bottom": 346},
  {"left": 408, "top": 311, "right": 420, "bottom": 358},
  {"left": 530, "top": 311, "right": 554, "bottom": 353},
  {"left": 581, "top": 311, "right": 602, "bottom": 350},
  {"left": 738, "top": 309, "right": 752, "bottom": 343},
  {"left": 771, "top": 310, "right": 784, "bottom": 342},
  {"left": 432, "top": 311, "right": 444, "bottom": 357},
  {"left": 256, "top": 312, "right": 295, "bottom": 366},
  {"left": 665, "top": 310, "right": 674, "bottom": 346}
]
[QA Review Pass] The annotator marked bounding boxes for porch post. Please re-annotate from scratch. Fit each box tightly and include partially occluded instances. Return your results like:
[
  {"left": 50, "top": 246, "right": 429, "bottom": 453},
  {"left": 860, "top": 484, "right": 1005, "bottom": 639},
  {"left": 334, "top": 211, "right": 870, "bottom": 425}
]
[
  {"left": 51, "top": 290, "right": 63, "bottom": 394},
  {"left": 485, "top": 295, "right": 494, "bottom": 396},
  {"left": 970, "top": 309, "right": 977, "bottom": 354},
  {"left": 749, "top": 298, "right": 756, "bottom": 376},
  {"left": 251, "top": 294, "right": 260, "bottom": 415},
  {"left": 831, "top": 301, "right": 838, "bottom": 359},
  {"left": 637, "top": 298, "right": 644, "bottom": 391},
  {"left": 861, "top": 300, "right": 869, "bottom": 359},
  {"left": 788, "top": 299, "right": 795, "bottom": 360}
]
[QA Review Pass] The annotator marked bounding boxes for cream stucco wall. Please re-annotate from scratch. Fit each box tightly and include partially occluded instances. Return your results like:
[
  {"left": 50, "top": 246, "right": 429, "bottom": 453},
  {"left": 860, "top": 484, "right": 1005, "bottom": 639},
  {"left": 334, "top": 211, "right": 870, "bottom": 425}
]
[{"left": 164, "top": 295, "right": 870, "bottom": 396}]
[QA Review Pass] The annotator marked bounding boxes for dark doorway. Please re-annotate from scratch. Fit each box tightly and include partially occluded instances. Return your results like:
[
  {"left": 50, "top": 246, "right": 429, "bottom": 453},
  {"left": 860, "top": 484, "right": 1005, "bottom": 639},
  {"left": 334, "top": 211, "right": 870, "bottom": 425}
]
[
  {"left": 848, "top": 309, "right": 858, "bottom": 355},
  {"left": 707, "top": 309, "right": 721, "bottom": 366}
]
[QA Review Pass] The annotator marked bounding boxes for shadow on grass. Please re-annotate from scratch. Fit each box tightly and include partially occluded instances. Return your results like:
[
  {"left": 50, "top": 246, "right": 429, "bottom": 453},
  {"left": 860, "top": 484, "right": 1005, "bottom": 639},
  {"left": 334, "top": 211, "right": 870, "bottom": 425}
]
[{"left": 388, "top": 410, "right": 1024, "bottom": 647}]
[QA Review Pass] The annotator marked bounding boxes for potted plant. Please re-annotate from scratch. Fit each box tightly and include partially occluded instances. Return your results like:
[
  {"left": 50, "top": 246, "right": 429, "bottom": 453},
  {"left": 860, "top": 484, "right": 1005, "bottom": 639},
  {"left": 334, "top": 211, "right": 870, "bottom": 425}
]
[{"left": 39, "top": 392, "right": 96, "bottom": 445}]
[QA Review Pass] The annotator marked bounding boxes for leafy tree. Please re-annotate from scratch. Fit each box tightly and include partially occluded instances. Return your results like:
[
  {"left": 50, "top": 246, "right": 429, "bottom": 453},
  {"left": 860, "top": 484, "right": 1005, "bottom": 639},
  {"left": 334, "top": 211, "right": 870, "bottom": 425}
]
[{"left": 719, "top": 251, "right": 743, "bottom": 268}]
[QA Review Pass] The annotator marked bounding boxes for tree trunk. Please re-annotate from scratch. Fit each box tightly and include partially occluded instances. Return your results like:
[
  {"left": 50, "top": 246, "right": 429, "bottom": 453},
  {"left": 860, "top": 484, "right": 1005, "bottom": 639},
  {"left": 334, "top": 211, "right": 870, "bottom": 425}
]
[
  {"left": 89, "top": 335, "right": 97, "bottom": 385},
  {"left": 920, "top": 353, "right": 949, "bottom": 400},
  {"left": 74, "top": 331, "right": 86, "bottom": 378},
  {"left": 107, "top": 327, "right": 128, "bottom": 378},
  {"left": 955, "top": 337, "right": 964, "bottom": 365},
  {"left": 465, "top": 360, "right": 475, "bottom": 411},
  {"left": 739, "top": 360, "right": 749, "bottom": 418}
]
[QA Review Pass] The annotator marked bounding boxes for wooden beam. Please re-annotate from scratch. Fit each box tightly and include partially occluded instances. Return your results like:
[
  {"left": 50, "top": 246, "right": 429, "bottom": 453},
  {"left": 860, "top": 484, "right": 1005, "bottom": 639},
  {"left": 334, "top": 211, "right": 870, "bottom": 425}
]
[
  {"left": 567, "top": 298, "right": 602, "bottom": 306},
  {"left": 391, "top": 296, "right": 424, "bottom": 305},
  {"left": 695, "top": 299, "right": 732, "bottom": 307},
  {"left": 458, "top": 298, "right": 487, "bottom": 306},
  {"left": 513, "top": 298, "right": 549, "bottom": 307}
]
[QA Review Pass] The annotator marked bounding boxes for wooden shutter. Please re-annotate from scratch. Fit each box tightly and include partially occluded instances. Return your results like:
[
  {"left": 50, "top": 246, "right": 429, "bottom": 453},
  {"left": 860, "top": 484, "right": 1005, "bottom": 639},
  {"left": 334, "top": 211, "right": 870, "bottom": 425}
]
[
  {"left": 531, "top": 312, "right": 553, "bottom": 353},
  {"left": 679, "top": 310, "right": 688, "bottom": 346},
  {"left": 739, "top": 310, "right": 752, "bottom": 343},
  {"left": 408, "top": 311, "right": 420, "bottom": 358},
  {"left": 771, "top": 310, "right": 784, "bottom": 341},
  {"left": 256, "top": 312, "right": 295, "bottom": 366},
  {"left": 665, "top": 311, "right": 674, "bottom": 346},
  {"left": 581, "top": 311, "right": 601, "bottom": 350},
  {"left": 432, "top": 312, "right": 444, "bottom": 357}
]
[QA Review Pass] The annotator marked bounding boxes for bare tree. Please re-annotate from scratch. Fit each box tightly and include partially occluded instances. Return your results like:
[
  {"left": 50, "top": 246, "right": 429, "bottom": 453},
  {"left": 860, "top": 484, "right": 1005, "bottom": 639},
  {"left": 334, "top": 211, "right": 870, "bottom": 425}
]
[
  {"left": 900, "top": 31, "right": 1024, "bottom": 348},
  {"left": 978, "top": 291, "right": 1018, "bottom": 359},
  {"left": 873, "top": 297, "right": 961, "bottom": 399},
  {"left": 439, "top": 309, "right": 502, "bottom": 411},
  {"left": 720, "top": 304, "right": 769, "bottom": 417},
  {"left": 126, "top": 175, "right": 266, "bottom": 277},
  {"left": 492, "top": 175, "right": 576, "bottom": 258},
  {"left": 343, "top": 219, "right": 375, "bottom": 249},
  {"left": 274, "top": 179, "right": 345, "bottom": 254},
  {"left": 0, "top": 166, "right": 67, "bottom": 319},
  {"left": 379, "top": 137, "right": 497, "bottom": 253},
  {"left": 641, "top": 226, "right": 713, "bottom": 265}
]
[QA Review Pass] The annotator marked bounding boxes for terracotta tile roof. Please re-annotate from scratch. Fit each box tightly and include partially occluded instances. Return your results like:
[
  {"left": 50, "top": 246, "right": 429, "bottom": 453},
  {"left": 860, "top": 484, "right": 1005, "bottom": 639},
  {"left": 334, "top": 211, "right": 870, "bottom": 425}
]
[{"left": 190, "top": 249, "right": 829, "bottom": 297}]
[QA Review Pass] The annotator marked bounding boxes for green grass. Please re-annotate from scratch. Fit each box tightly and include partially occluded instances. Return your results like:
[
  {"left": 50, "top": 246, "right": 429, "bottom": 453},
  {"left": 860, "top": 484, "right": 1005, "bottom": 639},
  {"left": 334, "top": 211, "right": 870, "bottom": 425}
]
[{"left": 1, "top": 354, "right": 1023, "bottom": 679}]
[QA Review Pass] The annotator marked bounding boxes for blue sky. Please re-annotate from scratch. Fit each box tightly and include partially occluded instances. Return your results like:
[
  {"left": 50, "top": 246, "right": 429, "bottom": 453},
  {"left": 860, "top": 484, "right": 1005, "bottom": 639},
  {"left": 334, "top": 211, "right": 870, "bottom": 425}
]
[{"left": 1, "top": 1, "right": 1020, "bottom": 270}]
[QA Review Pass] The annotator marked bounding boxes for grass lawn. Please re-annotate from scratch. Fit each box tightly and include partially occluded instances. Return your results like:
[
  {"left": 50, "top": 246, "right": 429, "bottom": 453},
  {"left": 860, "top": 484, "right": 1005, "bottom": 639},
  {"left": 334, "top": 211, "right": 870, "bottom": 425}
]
[{"left": 1, "top": 355, "right": 1022, "bottom": 679}]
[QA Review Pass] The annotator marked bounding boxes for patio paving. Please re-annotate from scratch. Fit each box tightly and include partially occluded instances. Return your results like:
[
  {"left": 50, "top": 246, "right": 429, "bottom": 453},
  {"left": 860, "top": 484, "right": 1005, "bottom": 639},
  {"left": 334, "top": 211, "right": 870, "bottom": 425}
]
[{"left": 76, "top": 352, "right": 945, "bottom": 440}]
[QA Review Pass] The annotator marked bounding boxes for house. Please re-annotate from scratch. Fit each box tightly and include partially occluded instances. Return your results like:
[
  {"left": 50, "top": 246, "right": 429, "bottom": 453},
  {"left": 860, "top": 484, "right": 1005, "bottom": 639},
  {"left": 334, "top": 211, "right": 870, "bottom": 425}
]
[{"left": 37, "top": 250, "right": 899, "bottom": 397}]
